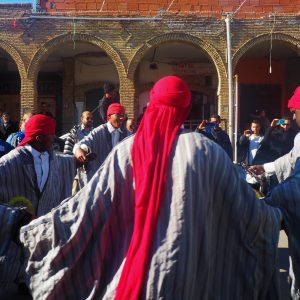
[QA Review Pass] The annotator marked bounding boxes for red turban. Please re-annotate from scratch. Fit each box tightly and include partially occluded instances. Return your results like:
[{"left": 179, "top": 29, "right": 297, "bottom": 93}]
[
  {"left": 106, "top": 103, "right": 125, "bottom": 119},
  {"left": 288, "top": 86, "right": 300, "bottom": 110},
  {"left": 18, "top": 114, "right": 56, "bottom": 147},
  {"left": 115, "top": 76, "right": 191, "bottom": 300}
]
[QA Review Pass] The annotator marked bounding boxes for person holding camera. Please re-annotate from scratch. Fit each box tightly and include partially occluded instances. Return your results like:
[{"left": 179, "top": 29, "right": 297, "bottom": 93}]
[
  {"left": 263, "top": 117, "right": 298, "bottom": 157},
  {"left": 196, "top": 114, "right": 233, "bottom": 160},
  {"left": 237, "top": 119, "right": 264, "bottom": 165}
]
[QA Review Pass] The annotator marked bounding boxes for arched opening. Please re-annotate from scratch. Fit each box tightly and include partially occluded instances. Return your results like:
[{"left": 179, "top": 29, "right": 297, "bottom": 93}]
[
  {"left": 38, "top": 41, "right": 119, "bottom": 133},
  {"left": 135, "top": 42, "right": 219, "bottom": 129},
  {"left": 235, "top": 39, "right": 300, "bottom": 132},
  {"left": 0, "top": 48, "right": 21, "bottom": 123}
]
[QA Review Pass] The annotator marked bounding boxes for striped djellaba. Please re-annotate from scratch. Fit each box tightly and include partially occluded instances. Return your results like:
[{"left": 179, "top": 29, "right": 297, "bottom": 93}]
[{"left": 20, "top": 132, "right": 283, "bottom": 300}]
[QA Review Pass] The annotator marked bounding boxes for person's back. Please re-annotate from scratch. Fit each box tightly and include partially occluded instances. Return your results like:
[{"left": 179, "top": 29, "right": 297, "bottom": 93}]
[
  {"left": 20, "top": 131, "right": 281, "bottom": 300},
  {"left": 20, "top": 77, "right": 282, "bottom": 300}
]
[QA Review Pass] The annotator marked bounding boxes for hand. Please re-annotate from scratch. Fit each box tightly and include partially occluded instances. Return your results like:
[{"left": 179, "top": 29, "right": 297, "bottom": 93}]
[
  {"left": 75, "top": 148, "right": 88, "bottom": 164},
  {"left": 271, "top": 119, "right": 279, "bottom": 127},
  {"left": 198, "top": 120, "right": 207, "bottom": 130},
  {"left": 249, "top": 165, "right": 265, "bottom": 175},
  {"left": 243, "top": 129, "right": 251, "bottom": 137}
]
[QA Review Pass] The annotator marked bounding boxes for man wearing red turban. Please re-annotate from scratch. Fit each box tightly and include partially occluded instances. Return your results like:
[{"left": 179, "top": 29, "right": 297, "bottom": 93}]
[
  {"left": 21, "top": 76, "right": 283, "bottom": 299},
  {"left": 74, "top": 103, "right": 129, "bottom": 187},
  {"left": 0, "top": 114, "right": 76, "bottom": 216},
  {"left": 0, "top": 114, "right": 77, "bottom": 295}
]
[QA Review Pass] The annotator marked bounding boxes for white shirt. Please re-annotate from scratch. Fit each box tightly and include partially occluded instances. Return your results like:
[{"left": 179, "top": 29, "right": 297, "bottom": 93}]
[
  {"left": 25, "top": 145, "right": 50, "bottom": 192},
  {"left": 106, "top": 122, "right": 122, "bottom": 147},
  {"left": 248, "top": 135, "right": 263, "bottom": 165},
  {"left": 263, "top": 161, "right": 276, "bottom": 175}
]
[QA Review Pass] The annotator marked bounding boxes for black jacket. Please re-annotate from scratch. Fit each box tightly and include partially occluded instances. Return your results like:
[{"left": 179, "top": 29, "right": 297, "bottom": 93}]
[
  {"left": 98, "top": 96, "right": 120, "bottom": 125},
  {"left": 0, "top": 122, "right": 18, "bottom": 141},
  {"left": 196, "top": 127, "right": 233, "bottom": 160}
]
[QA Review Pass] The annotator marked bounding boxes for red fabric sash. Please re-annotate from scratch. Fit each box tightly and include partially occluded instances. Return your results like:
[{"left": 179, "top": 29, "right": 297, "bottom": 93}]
[{"left": 115, "top": 76, "right": 191, "bottom": 299}]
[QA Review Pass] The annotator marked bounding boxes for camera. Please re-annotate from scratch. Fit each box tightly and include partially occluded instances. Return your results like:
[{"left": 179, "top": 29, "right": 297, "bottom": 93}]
[
  {"left": 205, "top": 122, "right": 218, "bottom": 135},
  {"left": 206, "top": 122, "right": 218, "bottom": 127},
  {"left": 276, "top": 119, "right": 286, "bottom": 125}
]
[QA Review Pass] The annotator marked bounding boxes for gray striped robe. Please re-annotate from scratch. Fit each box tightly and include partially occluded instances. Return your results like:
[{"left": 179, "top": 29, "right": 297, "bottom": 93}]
[
  {"left": 76, "top": 123, "right": 129, "bottom": 186},
  {"left": 274, "top": 132, "right": 300, "bottom": 182},
  {"left": 0, "top": 147, "right": 76, "bottom": 216},
  {"left": 266, "top": 157, "right": 300, "bottom": 299},
  {"left": 20, "top": 131, "right": 282, "bottom": 300}
]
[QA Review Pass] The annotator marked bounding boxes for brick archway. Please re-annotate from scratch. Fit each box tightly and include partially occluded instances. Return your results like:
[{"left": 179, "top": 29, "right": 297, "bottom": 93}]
[
  {"left": 0, "top": 40, "right": 26, "bottom": 82},
  {"left": 127, "top": 32, "right": 227, "bottom": 117},
  {"left": 233, "top": 33, "right": 300, "bottom": 70},
  {"left": 0, "top": 40, "right": 27, "bottom": 117},
  {"left": 127, "top": 32, "right": 227, "bottom": 93},
  {"left": 27, "top": 33, "right": 126, "bottom": 84}
]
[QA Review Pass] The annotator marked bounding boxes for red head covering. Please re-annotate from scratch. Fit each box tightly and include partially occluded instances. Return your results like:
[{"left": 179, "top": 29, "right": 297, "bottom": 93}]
[
  {"left": 288, "top": 86, "right": 300, "bottom": 110},
  {"left": 115, "top": 76, "right": 191, "bottom": 300},
  {"left": 18, "top": 114, "right": 56, "bottom": 147},
  {"left": 106, "top": 103, "right": 125, "bottom": 119}
]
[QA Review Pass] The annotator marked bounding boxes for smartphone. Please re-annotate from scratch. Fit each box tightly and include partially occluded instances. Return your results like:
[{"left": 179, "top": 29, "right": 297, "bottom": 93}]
[{"left": 276, "top": 119, "right": 286, "bottom": 125}]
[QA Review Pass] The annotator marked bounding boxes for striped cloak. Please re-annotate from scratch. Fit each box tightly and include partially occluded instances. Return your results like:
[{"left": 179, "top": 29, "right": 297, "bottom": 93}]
[
  {"left": 20, "top": 132, "right": 282, "bottom": 299},
  {"left": 0, "top": 147, "right": 76, "bottom": 216},
  {"left": 274, "top": 132, "right": 300, "bottom": 182},
  {"left": 76, "top": 123, "right": 129, "bottom": 186},
  {"left": 266, "top": 157, "right": 300, "bottom": 299}
]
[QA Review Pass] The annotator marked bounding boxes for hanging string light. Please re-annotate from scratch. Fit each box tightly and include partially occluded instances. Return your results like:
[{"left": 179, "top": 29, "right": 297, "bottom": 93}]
[
  {"left": 72, "top": 16, "right": 76, "bottom": 49},
  {"left": 269, "top": 13, "right": 276, "bottom": 74},
  {"left": 12, "top": 18, "right": 17, "bottom": 28}
]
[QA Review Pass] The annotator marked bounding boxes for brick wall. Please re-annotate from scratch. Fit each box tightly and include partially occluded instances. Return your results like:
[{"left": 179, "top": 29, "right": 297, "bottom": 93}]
[
  {"left": 0, "top": 3, "right": 300, "bottom": 130},
  {"left": 42, "top": 0, "right": 300, "bottom": 18}
]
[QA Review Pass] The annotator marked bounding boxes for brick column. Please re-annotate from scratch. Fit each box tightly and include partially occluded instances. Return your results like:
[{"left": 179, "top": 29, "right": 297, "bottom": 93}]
[
  {"left": 218, "top": 77, "right": 229, "bottom": 122},
  {"left": 20, "top": 77, "right": 37, "bottom": 115},
  {"left": 119, "top": 76, "right": 136, "bottom": 118},
  {"left": 62, "top": 58, "right": 75, "bottom": 132}
]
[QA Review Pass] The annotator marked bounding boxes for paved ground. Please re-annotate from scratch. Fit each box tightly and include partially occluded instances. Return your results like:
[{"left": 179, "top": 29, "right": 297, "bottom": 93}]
[
  {"left": 0, "top": 231, "right": 291, "bottom": 300},
  {"left": 278, "top": 230, "right": 291, "bottom": 299}
]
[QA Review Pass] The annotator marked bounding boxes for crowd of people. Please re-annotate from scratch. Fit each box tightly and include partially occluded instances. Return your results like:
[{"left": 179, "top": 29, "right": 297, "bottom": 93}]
[
  {"left": 237, "top": 113, "right": 298, "bottom": 166},
  {"left": 0, "top": 77, "right": 300, "bottom": 300}
]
